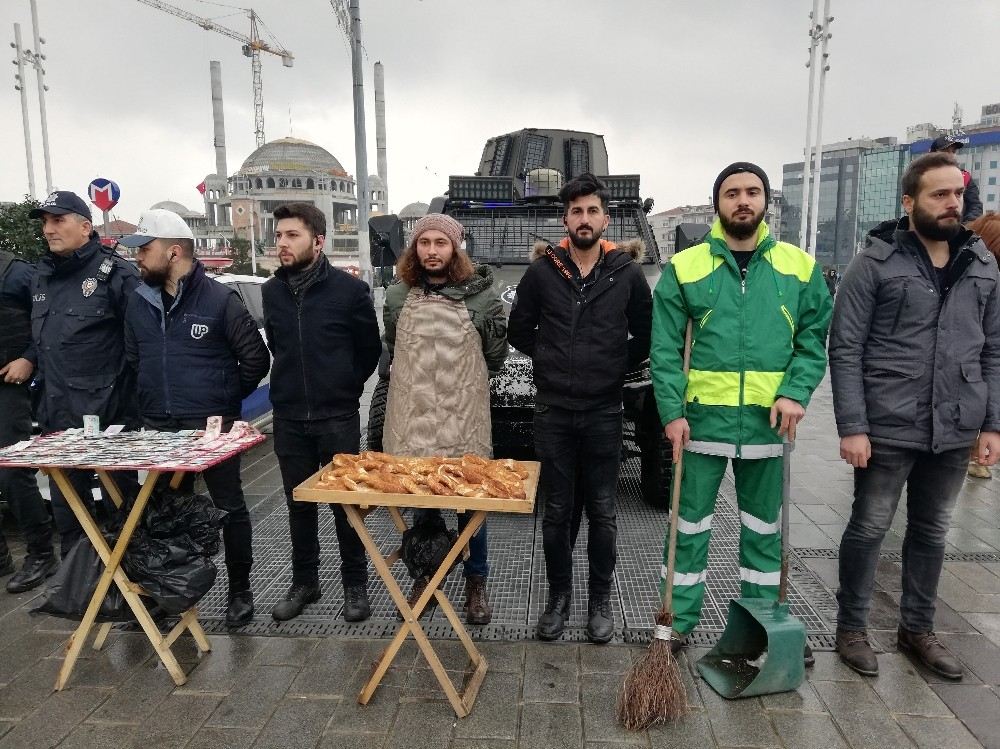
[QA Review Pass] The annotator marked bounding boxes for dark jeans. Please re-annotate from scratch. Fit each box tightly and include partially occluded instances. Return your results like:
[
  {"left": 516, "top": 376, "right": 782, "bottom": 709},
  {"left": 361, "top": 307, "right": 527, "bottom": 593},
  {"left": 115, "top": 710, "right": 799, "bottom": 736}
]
[
  {"left": 0, "top": 382, "right": 52, "bottom": 559},
  {"left": 273, "top": 415, "right": 367, "bottom": 588},
  {"left": 837, "top": 442, "right": 968, "bottom": 633},
  {"left": 415, "top": 509, "right": 488, "bottom": 578},
  {"left": 534, "top": 402, "right": 623, "bottom": 597},
  {"left": 145, "top": 416, "right": 253, "bottom": 589}
]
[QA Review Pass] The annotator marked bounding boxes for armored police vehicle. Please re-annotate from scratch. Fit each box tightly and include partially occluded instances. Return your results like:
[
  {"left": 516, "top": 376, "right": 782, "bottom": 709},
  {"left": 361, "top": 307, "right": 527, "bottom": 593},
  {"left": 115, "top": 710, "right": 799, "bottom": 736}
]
[{"left": 369, "top": 129, "right": 672, "bottom": 508}]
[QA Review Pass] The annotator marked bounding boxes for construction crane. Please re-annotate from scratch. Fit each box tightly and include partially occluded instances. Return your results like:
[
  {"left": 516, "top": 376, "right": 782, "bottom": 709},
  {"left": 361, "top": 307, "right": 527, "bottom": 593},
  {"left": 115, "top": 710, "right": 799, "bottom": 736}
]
[{"left": 136, "top": 0, "right": 293, "bottom": 147}]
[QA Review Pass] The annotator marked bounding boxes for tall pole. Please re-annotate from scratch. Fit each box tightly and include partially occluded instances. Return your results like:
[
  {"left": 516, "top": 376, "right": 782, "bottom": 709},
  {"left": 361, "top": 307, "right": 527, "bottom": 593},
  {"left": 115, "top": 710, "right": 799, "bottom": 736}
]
[
  {"left": 248, "top": 201, "right": 257, "bottom": 275},
  {"left": 807, "top": 0, "right": 833, "bottom": 261},
  {"left": 28, "top": 0, "right": 52, "bottom": 194},
  {"left": 374, "top": 61, "right": 388, "bottom": 211},
  {"left": 798, "top": 0, "right": 821, "bottom": 252},
  {"left": 349, "top": 0, "right": 372, "bottom": 286},
  {"left": 12, "top": 24, "right": 36, "bottom": 198}
]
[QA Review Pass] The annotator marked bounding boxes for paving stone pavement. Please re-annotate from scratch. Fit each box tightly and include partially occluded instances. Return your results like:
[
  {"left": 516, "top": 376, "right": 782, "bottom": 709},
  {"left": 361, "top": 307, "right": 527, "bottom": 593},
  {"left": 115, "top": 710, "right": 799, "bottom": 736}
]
[{"left": 1, "top": 376, "right": 999, "bottom": 748}]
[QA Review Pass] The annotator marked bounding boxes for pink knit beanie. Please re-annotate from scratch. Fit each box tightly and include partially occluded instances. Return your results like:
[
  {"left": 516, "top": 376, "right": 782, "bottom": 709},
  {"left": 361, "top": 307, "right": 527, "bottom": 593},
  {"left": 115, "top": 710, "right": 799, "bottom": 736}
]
[{"left": 409, "top": 213, "right": 464, "bottom": 252}]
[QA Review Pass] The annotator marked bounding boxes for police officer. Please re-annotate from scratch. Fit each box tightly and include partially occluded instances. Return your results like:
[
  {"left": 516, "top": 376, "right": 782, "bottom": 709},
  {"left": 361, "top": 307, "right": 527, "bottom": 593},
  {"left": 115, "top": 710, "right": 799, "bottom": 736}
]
[
  {"left": 122, "top": 209, "right": 269, "bottom": 627},
  {"left": 0, "top": 249, "right": 56, "bottom": 593},
  {"left": 29, "top": 191, "right": 141, "bottom": 555}
]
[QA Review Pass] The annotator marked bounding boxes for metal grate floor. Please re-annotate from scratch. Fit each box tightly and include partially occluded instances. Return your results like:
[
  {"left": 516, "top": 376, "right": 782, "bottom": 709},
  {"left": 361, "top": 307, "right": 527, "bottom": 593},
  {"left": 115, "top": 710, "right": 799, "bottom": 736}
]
[{"left": 180, "top": 454, "right": 839, "bottom": 645}]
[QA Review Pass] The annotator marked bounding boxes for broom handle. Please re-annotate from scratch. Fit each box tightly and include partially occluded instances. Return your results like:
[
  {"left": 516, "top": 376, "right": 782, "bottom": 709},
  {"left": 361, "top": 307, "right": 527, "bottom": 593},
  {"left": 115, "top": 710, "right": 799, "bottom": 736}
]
[
  {"left": 662, "top": 320, "right": 693, "bottom": 616},
  {"left": 778, "top": 439, "right": 792, "bottom": 604}
]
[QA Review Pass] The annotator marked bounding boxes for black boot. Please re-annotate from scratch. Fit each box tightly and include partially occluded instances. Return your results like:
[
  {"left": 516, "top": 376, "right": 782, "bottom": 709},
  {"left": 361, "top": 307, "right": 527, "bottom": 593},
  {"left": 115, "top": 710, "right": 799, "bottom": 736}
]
[
  {"left": 6, "top": 554, "right": 57, "bottom": 594},
  {"left": 586, "top": 595, "right": 614, "bottom": 644},
  {"left": 271, "top": 582, "right": 321, "bottom": 622},
  {"left": 343, "top": 585, "right": 371, "bottom": 623},
  {"left": 0, "top": 550, "right": 13, "bottom": 577},
  {"left": 536, "top": 590, "right": 572, "bottom": 641},
  {"left": 226, "top": 589, "right": 255, "bottom": 628}
]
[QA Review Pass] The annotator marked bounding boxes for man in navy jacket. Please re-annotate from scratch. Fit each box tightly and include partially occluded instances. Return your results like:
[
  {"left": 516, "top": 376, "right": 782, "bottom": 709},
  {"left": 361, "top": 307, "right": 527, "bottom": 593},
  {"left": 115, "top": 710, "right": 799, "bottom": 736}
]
[
  {"left": 122, "top": 209, "right": 269, "bottom": 627},
  {"left": 262, "top": 202, "right": 381, "bottom": 622}
]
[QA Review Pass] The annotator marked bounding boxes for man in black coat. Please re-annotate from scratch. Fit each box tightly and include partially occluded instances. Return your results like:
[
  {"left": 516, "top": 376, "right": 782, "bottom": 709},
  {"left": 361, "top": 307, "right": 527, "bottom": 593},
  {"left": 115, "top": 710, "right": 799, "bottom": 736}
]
[
  {"left": 508, "top": 173, "right": 652, "bottom": 643},
  {"left": 122, "top": 209, "right": 270, "bottom": 627},
  {"left": 29, "top": 191, "right": 140, "bottom": 557},
  {"left": 0, "top": 250, "right": 56, "bottom": 593},
  {"left": 262, "top": 202, "right": 382, "bottom": 622}
]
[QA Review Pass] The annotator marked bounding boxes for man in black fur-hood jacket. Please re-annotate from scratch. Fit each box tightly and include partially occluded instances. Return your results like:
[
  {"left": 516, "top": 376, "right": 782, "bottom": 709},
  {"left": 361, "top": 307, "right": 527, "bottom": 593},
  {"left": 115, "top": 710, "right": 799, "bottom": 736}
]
[{"left": 508, "top": 172, "right": 652, "bottom": 644}]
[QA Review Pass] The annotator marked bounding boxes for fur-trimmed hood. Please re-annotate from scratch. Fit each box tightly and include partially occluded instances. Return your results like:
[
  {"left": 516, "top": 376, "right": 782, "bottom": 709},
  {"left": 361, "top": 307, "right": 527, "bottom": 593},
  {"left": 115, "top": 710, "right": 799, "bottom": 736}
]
[{"left": 530, "top": 237, "right": 645, "bottom": 262}]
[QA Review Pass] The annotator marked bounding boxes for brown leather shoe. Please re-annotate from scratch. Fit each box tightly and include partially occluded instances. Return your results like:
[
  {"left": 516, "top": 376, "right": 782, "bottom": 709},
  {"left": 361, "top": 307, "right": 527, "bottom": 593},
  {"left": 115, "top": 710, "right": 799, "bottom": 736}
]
[
  {"left": 396, "top": 576, "right": 435, "bottom": 621},
  {"left": 464, "top": 575, "right": 492, "bottom": 625},
  {"left": 836, "top": 628, "right": 878, "bottom": 676},
  {"left": 897, "top": 626, "right": 962, "bottom": 680}
]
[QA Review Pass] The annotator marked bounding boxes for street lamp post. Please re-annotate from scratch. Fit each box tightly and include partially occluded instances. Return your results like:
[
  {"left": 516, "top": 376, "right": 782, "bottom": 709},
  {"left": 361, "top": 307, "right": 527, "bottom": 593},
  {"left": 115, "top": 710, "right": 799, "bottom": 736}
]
[
  {"left": 11, "top": 23, "right": 35, "bottom": 198},
  {"left": 799, "top": 0, "right": 834, "bottom": 257}
]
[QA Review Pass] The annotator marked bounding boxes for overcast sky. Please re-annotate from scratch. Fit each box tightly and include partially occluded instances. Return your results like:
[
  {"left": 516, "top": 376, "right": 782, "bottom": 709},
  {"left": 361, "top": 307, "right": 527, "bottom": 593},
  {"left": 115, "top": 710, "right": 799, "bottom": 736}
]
[{"left": 1, "top": 0, "right": 997, "bottom": 224}]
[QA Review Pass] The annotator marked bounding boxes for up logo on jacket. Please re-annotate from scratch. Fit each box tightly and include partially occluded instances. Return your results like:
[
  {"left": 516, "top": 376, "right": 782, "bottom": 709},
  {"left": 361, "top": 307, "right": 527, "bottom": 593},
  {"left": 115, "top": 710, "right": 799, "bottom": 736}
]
[{"left": 190, "top": 323, "right": 210, "bottom": 340}]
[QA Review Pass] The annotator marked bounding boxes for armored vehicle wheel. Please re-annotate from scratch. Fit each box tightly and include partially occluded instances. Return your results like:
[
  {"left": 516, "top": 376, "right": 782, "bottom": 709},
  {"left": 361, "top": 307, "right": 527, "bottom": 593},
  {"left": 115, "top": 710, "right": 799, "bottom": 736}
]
[
  {"left": 639, "top": 430, "right": 672, "bottom": 510},
  {"left": 367, "top": 376, "right": 389, "bottom": 452}
]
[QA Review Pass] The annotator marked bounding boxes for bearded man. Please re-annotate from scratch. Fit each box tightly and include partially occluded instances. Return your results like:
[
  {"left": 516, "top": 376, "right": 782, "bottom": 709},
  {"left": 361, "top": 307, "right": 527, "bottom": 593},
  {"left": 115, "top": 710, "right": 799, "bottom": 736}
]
[
  {"left": 381, "top": 213, "right": 508, "bottom": 625},
  {"left": 650, "top": 162, "right": 832, "bottom": 664},
  {"left": 509, "top": 172, "right": 652, "bottom": 643},
  {"left": 829, "top": 152, "right": 1000, "bottom": 680},
  {"left": 262, "top": 202, "right": 382, "bottom": 623},
  {"left": 122, "top": 209, "right": 269, "bottom": 627}
]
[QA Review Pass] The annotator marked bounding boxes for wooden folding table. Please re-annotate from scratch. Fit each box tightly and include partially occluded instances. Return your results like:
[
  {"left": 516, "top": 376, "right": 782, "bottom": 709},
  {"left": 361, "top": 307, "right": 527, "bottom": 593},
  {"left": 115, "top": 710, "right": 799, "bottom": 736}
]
[
  {"left": 0, "top": 426, "right": 266, "bottom": 690},
  {"left": 294, "top": 461, "right": 539, "bottom": 718}
]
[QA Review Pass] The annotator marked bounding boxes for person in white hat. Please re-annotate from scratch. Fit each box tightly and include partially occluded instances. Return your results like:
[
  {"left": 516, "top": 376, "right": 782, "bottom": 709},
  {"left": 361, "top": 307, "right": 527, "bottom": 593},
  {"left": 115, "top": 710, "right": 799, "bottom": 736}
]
[{"left": 122, "top": 209, "right": 270, "bottom": 627}]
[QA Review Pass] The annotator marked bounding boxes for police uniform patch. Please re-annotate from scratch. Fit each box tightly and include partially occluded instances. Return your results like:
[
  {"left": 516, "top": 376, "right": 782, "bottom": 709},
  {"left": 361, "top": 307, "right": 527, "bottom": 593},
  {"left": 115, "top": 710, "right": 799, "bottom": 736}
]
[{"left": 81, "top": 278, "right": 98, "bottom": 297}]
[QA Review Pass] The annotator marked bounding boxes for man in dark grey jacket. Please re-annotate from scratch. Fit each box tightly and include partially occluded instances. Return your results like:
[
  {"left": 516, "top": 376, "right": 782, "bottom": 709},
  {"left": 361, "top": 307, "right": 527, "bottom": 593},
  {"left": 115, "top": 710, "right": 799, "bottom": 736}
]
[{"left": 829, "top": 152, "right": 1000, "bottom": 680}]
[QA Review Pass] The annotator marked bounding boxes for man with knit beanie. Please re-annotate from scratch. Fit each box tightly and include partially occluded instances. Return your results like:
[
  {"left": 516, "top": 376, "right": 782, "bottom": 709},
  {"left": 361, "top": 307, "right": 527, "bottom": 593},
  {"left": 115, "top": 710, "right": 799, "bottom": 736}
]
[
  {"left": 650, "top": 162, "right": 832, "bottom": 662},
  {"left": 509, "top": 173, "right": 652, "bottom": 643},
  {"left": 382, "top": 213, "right": 508, "bottom": 625}
]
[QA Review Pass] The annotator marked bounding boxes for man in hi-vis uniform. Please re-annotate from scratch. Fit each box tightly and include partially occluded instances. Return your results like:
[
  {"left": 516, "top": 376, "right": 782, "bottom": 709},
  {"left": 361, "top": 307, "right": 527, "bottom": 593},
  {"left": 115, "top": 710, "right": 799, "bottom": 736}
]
[{"left": 650, "top": 162, "right": 832, "bottom": 661}]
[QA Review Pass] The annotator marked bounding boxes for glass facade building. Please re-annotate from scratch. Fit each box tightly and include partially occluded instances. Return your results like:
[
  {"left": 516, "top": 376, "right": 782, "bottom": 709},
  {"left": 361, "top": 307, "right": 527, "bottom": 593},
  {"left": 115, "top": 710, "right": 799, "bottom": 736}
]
[{"left": 856, "top": 145, "right": 910, "bottom": 242}]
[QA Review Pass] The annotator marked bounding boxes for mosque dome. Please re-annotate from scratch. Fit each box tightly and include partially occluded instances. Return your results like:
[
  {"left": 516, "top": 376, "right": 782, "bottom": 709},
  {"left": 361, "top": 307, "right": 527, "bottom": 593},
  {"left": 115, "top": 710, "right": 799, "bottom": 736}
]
[
  {"left": 399, "top": 201, "right": 429, "bottom": 219},
  {"left": 240, "top": 137, "right": 348, "bottom": 176},
  {"left": 150, "top": 200, "right": 202, "bottom": 218}
]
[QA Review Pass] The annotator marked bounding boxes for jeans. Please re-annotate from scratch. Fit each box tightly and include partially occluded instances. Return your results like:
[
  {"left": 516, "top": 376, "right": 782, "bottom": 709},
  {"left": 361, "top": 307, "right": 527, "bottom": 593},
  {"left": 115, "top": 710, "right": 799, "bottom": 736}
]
[
  {"left": 534, "top": 402, "right": 623, "bottom": 597},
  {"left": 273, "top": 415, "right": 368, "bottom": 588},
  {"left": 145, "top": 416, "right": 253, "bottom": 589},
  {"left": 414, "top": 509, "right": 488, "bottom": 578},
  {"left": 0, "top": 382, "right": 52, "bottom": 559},
  {"left": 837, "top": 442, "right": 968, "bottom": 633}
]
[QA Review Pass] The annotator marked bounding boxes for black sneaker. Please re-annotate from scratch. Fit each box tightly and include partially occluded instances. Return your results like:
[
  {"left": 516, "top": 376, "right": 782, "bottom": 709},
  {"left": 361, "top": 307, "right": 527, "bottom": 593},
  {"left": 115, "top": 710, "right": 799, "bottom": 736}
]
[
  {"left": 225, "top": 589, "right": 255, "bottom": 628},
  {"left": 0, "top": 552, "right": 13, "bottom": 577},
  {"left": 804, "top": 643, "right": 815, "bottom": 668},
  {"left": 5, "top": 554, "right": 57, "bottom": 594},
  {"left": 536, "top": 590, "right": 572, "bottom": 641},
  {"left": 586, "top": 596, "right": 614, "bottom": 644},
  {"left": 271, "top": 582, "right": 321, "bottom": 622},
  {"left": 343, "top": 585, "right": 371, "bottom": 623}
]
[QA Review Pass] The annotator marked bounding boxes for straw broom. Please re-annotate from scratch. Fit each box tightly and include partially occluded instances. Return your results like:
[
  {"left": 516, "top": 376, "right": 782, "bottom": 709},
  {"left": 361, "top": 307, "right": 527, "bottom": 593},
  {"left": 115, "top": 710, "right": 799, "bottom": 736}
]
[{"left": 616, "top": 322, "right": 691, "bottom": 730}]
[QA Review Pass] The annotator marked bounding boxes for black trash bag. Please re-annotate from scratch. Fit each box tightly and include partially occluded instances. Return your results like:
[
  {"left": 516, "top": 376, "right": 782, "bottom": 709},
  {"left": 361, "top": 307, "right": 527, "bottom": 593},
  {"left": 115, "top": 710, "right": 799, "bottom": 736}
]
[
  {"left": 122, "top": 489, "right": 226, "bottom": 615},
  {"left": 139, "top": 488, "right": 228, "bottom": 556},
  {"left": 31, "top": 535, "right": 131, "bottom": 622},
  {"left": 400, "top": 511, "right": 459, "bottom": 580}
]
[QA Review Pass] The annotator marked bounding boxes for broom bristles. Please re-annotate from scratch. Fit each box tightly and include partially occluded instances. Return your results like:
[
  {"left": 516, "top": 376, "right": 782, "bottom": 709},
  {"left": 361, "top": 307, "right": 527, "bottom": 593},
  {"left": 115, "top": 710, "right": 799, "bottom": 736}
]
[
  {"left": 616, "top": 614, "right": 688, "bottom": 730},
  {"left": 616, "top": 641, "right": 688, "bottom": 730}
]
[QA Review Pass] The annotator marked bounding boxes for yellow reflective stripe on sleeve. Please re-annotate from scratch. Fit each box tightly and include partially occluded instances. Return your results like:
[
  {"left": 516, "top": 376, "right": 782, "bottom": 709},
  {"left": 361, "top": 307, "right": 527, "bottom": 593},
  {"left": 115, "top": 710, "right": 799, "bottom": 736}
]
[
  {"left": 686, "top": 370, "right": 785, "bottom": 407},
  {"left": 766, "top": 243, "right": 816, "bottom": 283},
  {"left": 671, "top": 244, "right": 723, "bottom": 285}
]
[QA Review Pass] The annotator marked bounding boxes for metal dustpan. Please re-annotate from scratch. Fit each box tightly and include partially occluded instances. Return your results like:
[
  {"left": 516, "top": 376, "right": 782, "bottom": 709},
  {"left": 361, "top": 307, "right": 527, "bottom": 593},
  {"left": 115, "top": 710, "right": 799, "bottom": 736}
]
[{"left": 697, "top": 441, "right": 805, "bottom": 699}]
